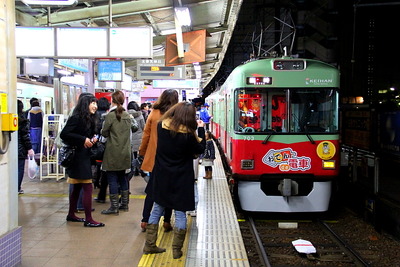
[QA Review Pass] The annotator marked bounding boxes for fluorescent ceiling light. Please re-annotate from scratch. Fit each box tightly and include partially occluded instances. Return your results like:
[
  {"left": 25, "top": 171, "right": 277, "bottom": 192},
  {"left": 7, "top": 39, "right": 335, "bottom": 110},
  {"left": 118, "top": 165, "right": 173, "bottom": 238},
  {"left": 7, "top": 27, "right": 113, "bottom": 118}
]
[
  {"left": 57, "top": 69, "right": 71, "bottom": 75},
  {"left": 161, "top": 29, "right": 176, "bottom": 35},
  {"left": 174, "top": 7, "right": 191, "bottom": 26}
]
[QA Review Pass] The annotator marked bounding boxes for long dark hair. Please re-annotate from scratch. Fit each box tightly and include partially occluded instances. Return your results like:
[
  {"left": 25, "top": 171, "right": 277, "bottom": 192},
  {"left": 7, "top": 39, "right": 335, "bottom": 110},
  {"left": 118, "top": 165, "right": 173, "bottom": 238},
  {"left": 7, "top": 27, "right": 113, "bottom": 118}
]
[
  {"left": 17, "top": 99, "right": 24, "bottom": 116},
  {"left": 72, "top": 94, "right": 98, "bottom": 130},
  {"left": 160, "top": 102, "right": 197, "bottom": 137},
  {"left": 111, "top": 90, "right": 126, "bottom": 121},
  {"left": 152, "top": 89, "right": 179, "bottom": 114}
]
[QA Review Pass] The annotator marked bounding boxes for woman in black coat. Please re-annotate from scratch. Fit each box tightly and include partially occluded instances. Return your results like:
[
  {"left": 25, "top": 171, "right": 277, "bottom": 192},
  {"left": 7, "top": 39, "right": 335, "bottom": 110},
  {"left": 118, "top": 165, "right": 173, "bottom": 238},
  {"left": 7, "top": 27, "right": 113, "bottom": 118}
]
[
  {"left": 143, "top": 101, "right": 205, "bottom": 259},
  {"left": 17, "top": 100, "right": 34, "bottom": 194},
  {"left": 60, "top": 94, "right": 105, "bottom": 227}
]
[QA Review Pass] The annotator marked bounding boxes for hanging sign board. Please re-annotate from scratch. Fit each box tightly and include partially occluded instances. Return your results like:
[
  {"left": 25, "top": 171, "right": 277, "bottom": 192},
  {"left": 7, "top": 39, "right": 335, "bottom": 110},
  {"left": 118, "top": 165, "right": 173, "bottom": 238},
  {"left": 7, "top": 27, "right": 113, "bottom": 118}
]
[{"left": 21, "top": 0, "right": 78, "bottom": 6}]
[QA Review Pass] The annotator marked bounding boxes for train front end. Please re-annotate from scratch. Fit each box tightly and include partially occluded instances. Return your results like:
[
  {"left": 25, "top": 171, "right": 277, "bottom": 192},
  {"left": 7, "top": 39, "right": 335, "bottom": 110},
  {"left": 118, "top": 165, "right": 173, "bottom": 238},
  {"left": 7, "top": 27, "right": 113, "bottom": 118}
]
[{"left": 213, "top": 58, "right": 340, "bottom": 212}]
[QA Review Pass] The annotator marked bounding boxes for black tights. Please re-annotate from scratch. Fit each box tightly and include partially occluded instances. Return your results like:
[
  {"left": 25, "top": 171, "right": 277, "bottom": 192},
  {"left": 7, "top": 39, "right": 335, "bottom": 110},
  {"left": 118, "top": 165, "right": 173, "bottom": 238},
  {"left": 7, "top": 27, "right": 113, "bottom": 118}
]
[
  {"left": 69, "top": 183, "right": 98, "bottom": 224},
  {"left": 205, "top": 166, "right": 212, "bottom": 171}
]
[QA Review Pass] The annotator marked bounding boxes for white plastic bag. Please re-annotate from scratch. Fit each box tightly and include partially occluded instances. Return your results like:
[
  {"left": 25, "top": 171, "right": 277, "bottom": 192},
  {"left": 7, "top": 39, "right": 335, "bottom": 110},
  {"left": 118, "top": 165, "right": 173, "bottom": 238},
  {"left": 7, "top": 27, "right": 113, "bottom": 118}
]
[
  {"left": 27, "top": 156, "right": 38, "bottom": 179},
  {"left": 292, "top": 239, "right": 316, "bottom": 254}
]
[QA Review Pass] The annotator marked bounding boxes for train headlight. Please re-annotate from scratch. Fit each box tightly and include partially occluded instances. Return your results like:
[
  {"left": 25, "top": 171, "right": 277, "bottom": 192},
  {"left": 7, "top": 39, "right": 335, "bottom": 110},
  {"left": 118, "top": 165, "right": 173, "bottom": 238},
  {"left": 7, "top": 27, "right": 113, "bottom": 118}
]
[
  {"left": 322, "top": 160, "right": 335, "bottom": 169},
  {"left": 246, "top": 77, "right": 272, "bottom": 85},
  {"left": 241, "top": 159, "right": 254, "bottom": 170}
]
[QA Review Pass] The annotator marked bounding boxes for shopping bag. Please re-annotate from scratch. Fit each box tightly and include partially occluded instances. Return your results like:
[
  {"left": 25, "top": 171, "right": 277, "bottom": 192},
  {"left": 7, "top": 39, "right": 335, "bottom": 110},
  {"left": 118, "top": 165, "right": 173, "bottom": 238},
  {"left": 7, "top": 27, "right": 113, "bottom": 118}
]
[{"left": 27, "top": 156, "right": 38, "bottom": 179}]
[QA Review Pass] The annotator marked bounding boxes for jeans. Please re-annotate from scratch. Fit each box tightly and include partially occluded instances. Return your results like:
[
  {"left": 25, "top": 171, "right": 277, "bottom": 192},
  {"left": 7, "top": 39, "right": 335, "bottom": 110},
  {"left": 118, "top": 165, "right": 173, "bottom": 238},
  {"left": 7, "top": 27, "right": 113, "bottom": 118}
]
[
  {"left": 149, "top": 202, "right": 187, "bottom": 230},
  {"left": 30, "top": 128, "right": 42, "bottom": 153},
  {"left": 107, "top": 170, "right": 128, "bottom": 194},
  {"left": 18, "top": 159, "right": 25, "bottom": 191}
]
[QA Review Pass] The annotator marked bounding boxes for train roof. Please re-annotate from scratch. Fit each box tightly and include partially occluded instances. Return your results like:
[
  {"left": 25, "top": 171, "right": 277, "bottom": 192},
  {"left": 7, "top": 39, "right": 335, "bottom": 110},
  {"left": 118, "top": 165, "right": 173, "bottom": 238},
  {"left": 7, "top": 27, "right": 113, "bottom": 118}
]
[{"left": 208, "top": 57, "right": 339, "bottom": 95}]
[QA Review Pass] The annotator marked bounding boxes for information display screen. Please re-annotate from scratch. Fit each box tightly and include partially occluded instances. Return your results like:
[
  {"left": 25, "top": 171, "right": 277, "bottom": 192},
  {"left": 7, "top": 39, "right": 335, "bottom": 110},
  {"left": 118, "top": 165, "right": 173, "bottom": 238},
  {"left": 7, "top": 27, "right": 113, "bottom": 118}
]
[
  {"left": 16, "top": 26, "right": 152, "bottom": 59},
  {"left": 16, "top": 27, "right": 55, "bottom": 57},
  {"left": 110, "top": 27, "right": 152, "bottom": 58},
  {"left": 97, "top": 60, "right": 124, "bottom": 81},
  {"left": 57, "top": 28, "right": 107, "bottom": 57}
]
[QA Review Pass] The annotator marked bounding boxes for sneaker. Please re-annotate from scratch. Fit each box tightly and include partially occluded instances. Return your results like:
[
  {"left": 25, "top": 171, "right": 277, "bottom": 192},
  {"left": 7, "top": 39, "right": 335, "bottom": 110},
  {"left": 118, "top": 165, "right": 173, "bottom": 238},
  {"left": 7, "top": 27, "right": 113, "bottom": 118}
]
[{"left": 18, "top": 190, "right": 24, "bottom": 194}]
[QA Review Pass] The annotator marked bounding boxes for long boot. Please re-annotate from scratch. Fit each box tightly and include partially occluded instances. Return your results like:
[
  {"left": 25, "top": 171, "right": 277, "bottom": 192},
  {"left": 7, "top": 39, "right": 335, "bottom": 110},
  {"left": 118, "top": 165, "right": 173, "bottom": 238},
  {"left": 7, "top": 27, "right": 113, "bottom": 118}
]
[
  {"left": 172, "top": 228, "right": 186, "bottom": 259},
  {"left": 163, "top": 222, "right": 173, "bottom": 232},
  {"left": 208, "top": 170, "right": 213, "bottom": 179},
  {"left": 203, "top": 170, "right": 211, "bottom": 179},
  {"left": 119, "top": 190, "right": 130, "bottom": 211},
  {"left": 101, "top": 194, "right": 119, "bottom": 215},
  {"left": 143, "top": 224, "right": 166, "bottom": 254}
]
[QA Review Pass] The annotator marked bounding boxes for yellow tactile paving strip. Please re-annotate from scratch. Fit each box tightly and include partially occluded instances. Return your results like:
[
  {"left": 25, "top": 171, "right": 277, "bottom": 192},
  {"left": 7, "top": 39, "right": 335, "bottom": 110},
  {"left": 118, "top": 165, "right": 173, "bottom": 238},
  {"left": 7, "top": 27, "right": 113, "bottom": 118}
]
[
  {"left": 21, "top": 193, "right": 146, "bottom": 199},
  {"left": 138, "top": 216, "right": 192, "bottom": 267}
]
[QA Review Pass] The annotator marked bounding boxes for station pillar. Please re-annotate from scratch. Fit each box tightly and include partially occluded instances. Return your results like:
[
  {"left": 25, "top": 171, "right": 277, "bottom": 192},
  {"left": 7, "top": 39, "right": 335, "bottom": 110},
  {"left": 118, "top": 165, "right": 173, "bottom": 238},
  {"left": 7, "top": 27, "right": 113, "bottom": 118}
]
[{"left": 0, "top": 1, "right": 22, "bottom": 266}]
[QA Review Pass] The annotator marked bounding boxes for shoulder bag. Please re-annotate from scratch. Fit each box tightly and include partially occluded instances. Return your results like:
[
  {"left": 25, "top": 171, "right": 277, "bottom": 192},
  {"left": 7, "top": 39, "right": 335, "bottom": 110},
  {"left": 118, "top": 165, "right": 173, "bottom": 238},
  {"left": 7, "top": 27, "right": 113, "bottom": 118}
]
[{"left": 58, "top": 145, "right": 76, "bottom": 168}]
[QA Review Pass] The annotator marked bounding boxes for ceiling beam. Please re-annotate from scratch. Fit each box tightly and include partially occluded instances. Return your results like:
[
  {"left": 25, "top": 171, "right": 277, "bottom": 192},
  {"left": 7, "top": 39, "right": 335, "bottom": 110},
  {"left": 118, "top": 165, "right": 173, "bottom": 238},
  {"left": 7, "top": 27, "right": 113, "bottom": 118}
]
[
  {"left": 15, "top": 10, "right": 38, "bottom": 26},
  {"left": 141, "top": 12, "right": 162, "bottom": 36},
  {"left": 37, "top": 0, "right": 173, "bottom": 26}
]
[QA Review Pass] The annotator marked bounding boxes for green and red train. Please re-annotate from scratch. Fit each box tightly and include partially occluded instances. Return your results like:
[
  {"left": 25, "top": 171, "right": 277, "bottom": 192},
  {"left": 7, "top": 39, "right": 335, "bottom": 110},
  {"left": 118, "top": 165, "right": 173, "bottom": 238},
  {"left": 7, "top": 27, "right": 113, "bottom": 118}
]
[{"left": 206, "top": 57, "right": 340, "bottom": 212}]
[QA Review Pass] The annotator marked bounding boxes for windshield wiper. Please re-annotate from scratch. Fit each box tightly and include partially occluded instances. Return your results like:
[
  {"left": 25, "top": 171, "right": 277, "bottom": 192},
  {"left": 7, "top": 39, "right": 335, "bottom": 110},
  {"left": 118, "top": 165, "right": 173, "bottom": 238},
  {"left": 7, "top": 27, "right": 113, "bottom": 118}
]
[
  {"left": 262, "top": 131, "right": 274, "bottom": 144},
  {"left": 304, "top": 127, "right": 315, "bottom": 144}
]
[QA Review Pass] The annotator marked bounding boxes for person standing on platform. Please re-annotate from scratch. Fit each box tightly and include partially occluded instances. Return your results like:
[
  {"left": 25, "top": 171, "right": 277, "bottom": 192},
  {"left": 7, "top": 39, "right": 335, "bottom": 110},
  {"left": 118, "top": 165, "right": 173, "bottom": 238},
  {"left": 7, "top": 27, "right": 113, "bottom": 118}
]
[
  {"left": 101, "top": 90, "right": 132, "bottom": 215},
  {"left": 127, "top": 101, "right": 146, "bottom": 179},
  {"left": 199, "top": 103, "right": 212, "bottom": 130},
  {"left": 142, "top": 102, "right": 206, "bottom": 259},
  {"left": 24, "top": 97, "right": 38, "bottom": 119},
  {"left": 138, "top": 89, "right": 178, "bottom": 232},
  {"left": 201, "top": 130, "right": 215, "bottom": 179},
  {"left": 140, "top": 103, "right": 149, "bottom": 122},
  {"left": 17, "top": 100, "right": 35, "bottom": 194},
  {"left": 94, "top": 97, "right": 110, "bottom": 203},
  {"left": 60, "top": 94, "right": 105, "bottom": 227},
  {"left": 27, "top": 99, "right": 44, "bottom": 153}
]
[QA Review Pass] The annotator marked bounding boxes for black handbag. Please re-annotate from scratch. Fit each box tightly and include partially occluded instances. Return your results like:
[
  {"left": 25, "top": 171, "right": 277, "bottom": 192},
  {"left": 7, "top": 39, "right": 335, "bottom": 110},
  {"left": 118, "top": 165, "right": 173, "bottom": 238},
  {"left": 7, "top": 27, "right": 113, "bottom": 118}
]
[
  {"left": 58, "top": 145, "right": 76, "bottom": 168},
  {"left": 90, "top": 141, "right": 105, "bottom": 160}
]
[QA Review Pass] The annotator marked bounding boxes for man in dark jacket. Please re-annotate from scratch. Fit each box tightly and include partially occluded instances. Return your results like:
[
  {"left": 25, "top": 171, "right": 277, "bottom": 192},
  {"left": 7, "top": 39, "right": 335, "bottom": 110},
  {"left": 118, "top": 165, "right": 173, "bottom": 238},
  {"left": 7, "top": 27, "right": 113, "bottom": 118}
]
[{"left": 18, "top": 100, "right": 35, "bottom": 194}]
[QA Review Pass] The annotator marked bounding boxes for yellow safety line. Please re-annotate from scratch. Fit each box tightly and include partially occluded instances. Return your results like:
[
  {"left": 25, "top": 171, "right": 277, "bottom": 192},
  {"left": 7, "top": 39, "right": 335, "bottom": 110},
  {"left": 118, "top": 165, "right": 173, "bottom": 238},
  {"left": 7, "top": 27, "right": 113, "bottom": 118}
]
[
  {"left": 138, "top": 216, "right": 192, "bottom": 267},
  {"left": 19, "top": 193, "right": 146, "bottom": 199}
]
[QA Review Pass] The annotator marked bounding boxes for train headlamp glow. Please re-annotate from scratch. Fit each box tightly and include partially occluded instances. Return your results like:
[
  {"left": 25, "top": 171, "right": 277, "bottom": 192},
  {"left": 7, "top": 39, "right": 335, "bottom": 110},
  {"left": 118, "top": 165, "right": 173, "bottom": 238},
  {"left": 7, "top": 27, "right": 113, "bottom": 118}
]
[
  {"left": 322, "top": 160, "right": 335, "bottom": 169},
  {"left": 246, "top": 77, "right": 272, "bottom": 85},
  {"left": 241, "top": 159, "right": 254, "bottom": 170}
]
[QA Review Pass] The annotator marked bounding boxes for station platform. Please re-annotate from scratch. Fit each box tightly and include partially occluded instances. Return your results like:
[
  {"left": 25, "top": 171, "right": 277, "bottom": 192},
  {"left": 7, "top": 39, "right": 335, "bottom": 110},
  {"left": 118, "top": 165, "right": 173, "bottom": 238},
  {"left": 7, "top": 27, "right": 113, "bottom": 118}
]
[{"left": 18, "top": 141, "right": 249, "bottom": 267}]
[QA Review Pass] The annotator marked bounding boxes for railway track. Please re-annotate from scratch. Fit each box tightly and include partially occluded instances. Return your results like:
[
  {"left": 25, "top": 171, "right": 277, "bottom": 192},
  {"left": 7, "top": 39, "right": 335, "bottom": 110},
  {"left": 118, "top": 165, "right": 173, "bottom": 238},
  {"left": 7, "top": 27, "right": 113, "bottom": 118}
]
[{"left": 240, "top": 215, "right": 375, "bottom": 267}]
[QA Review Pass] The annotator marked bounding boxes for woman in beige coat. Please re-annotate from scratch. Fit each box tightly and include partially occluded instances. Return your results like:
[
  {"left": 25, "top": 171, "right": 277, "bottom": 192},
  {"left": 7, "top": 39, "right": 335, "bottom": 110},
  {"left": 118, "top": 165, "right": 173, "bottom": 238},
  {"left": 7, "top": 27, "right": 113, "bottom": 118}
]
[{"left": 139, "top": 89, "right": 178, "bottom": 231}]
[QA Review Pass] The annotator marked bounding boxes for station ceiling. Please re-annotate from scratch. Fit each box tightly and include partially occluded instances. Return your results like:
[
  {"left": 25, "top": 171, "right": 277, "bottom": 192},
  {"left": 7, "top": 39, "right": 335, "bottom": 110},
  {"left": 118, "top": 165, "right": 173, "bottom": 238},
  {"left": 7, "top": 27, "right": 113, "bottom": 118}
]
[{"left": 14, "top": 0, "right": 244, "bottom": 91}]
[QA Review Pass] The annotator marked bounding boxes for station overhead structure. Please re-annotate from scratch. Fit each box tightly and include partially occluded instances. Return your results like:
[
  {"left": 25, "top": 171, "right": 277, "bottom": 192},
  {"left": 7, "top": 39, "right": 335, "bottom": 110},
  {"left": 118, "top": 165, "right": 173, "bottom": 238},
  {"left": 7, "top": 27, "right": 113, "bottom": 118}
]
[{"left": 15, "top": 0, "right": 244, "bottom": 90}]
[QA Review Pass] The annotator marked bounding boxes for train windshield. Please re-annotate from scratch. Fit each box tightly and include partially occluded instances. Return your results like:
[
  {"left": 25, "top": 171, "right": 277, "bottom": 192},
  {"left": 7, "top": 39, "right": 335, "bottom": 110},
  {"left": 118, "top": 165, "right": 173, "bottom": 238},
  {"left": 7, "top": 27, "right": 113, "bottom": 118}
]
[{"left": 234, "top": 88, "right": 338, "bottom": 133}]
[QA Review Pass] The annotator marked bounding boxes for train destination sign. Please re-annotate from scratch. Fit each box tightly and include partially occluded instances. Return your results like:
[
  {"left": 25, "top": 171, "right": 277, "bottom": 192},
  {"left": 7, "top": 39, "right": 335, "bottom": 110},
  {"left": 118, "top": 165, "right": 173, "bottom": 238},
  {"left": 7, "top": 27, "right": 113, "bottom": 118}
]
[{"left": 137, "top": 65, "right": 185, "bottom": 80}]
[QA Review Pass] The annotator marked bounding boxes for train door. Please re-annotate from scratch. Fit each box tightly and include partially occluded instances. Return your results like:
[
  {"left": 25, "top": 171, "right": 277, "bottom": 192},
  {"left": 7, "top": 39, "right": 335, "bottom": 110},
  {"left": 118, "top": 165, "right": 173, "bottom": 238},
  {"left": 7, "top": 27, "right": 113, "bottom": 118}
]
[{"left": 226, "top": 93, "right": 232, "bottom": 158}]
